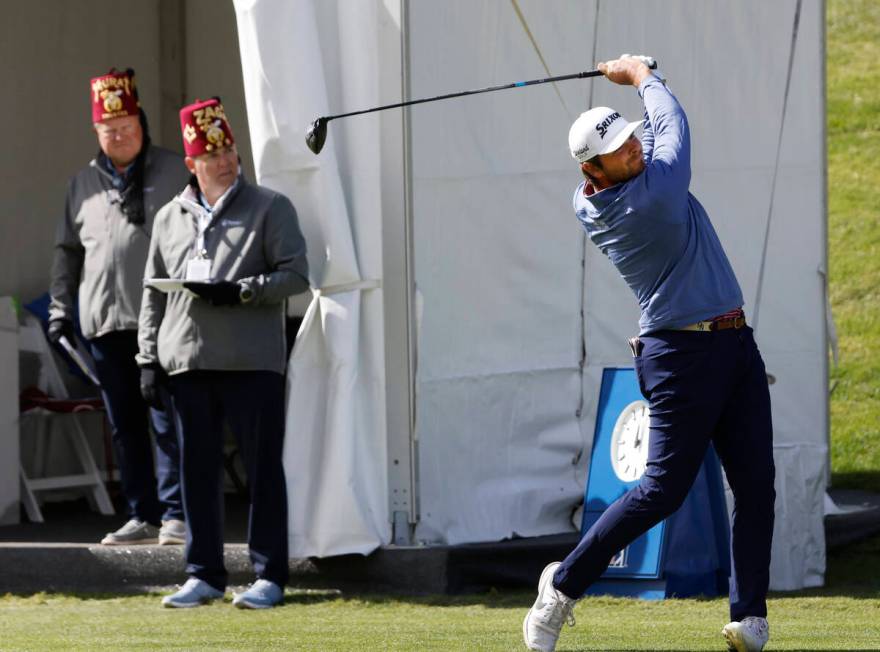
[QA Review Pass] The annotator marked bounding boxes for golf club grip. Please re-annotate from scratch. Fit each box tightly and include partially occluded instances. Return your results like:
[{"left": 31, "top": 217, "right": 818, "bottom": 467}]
[{"left": 325, "top": 69, "right": 604, "bottom": 123}]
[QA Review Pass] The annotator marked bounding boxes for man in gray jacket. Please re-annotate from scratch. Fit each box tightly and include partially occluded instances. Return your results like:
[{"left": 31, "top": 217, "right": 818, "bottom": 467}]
[
  {"left": 49, "top": 68, "right": 188, "bottom": 546},
  {"left": 138, "top": 97, "right": 309, "bottom": 609}
]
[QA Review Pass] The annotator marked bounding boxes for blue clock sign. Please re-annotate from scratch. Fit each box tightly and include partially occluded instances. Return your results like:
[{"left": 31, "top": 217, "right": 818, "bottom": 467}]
[{"left": 581, "top": 368, "right": 731, "bottom": 599}]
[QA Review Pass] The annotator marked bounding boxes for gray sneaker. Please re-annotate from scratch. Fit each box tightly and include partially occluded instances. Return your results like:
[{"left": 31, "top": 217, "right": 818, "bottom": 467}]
[
  {"left": 100, "top": 518, "right": 159, "bottom": 545},
  {"left": 159, "top": 519, "right": 186, "bottom": 545}
]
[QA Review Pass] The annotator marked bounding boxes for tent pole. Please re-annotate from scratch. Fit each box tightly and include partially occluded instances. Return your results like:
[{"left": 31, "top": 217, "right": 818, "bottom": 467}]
[
  {"left": 383, "top": 0, "right": 419, "bottom": 546},
  {"left": 399, "top": 0, "right": 420, "bottom": 542}
]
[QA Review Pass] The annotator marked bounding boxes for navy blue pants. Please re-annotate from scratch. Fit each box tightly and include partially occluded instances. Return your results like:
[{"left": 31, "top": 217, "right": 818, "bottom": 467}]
[
  {"left": 170, "top": 370, "right": 289, "bottom": 591},
  {"left": 554, "top": 327, "right": 775, "bottom": 621},
  {"left": 88, "top": 331, "right": 183, "bottom": 524}
]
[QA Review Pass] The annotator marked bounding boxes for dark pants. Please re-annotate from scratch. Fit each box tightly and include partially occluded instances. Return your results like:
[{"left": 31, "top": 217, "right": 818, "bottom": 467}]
[
  {"left": 554, "top": 327, "right": 775, "bottom": 621},
  {"left": 88, "top": 331, "right": 183, "bottom": 524},
  {"left": 170, "top": 370, "right": 289, "bottom": 591}
]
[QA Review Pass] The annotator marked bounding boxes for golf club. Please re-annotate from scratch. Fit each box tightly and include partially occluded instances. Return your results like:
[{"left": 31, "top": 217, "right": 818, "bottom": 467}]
[{"left": 306, "top": 68, "right": 610, "bottom": 155}]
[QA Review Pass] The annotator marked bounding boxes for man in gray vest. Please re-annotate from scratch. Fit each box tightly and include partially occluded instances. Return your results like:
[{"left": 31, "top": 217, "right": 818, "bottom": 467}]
[
  {"left": 139, "top": 97, "right": 309, "bottom": 609},
  {"left": 49, "top": 68, "right": 188, "bottom": 546}
]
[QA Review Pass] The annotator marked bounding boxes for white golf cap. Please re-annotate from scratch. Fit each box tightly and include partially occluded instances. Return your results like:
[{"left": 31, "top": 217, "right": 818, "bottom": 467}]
[{"left": 568, "top": 106, "right": 641, "bottom": 163}]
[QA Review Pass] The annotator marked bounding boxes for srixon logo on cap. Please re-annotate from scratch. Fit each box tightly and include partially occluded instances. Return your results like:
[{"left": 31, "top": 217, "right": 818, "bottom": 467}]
[{"left": 596, "top": 111, "right": 621, "bottom": 139}]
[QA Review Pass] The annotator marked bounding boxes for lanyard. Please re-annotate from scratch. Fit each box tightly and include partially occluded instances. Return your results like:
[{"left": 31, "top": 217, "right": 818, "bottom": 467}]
[
  {"left": 193, "top": 174, "right": 240, "bottom": 257},
  {"left": 195, "top": 208, "right": 212, "bottom": 258}
]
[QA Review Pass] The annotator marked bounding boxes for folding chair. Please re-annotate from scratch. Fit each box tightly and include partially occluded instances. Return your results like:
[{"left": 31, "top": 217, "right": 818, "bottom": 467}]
[{"left": 18, "top": 313, "right": 114, "bottom": 522}]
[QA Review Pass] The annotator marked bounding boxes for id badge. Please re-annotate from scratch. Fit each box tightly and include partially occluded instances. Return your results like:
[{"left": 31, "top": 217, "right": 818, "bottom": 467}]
[{"left": 185, "top": 257, "right": 212, "bottom": 281}]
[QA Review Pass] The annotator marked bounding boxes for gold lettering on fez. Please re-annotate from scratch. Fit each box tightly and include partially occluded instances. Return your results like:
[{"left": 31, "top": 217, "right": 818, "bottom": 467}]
[
  {"left": 183, "top": 123, "right": 198, "bottom": 144},
  {"left": 91, "top": 76, "right": 133, "bottom": 103},
  {"left": 193, "top": 106, "right": 228, "bottom": 129}
]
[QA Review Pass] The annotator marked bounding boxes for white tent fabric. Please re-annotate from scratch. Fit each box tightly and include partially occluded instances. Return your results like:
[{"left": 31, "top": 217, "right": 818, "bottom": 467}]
[
  {"left": 235, "top": 0, "right": 827, "bottom": 589},
  {"left": 234, "top": 0, "right": 390, "bottom": 557}
]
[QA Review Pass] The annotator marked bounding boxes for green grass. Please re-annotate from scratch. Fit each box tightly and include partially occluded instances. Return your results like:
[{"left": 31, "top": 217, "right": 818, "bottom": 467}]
[
  {"left": 0, "top": 534, "right": 877, "bottom": 652},
  {"left": 1, "top": 535, "right": 878, "bottom": 652},
  {"left": 827, "top": 0, "right": 880, "bottom": 492},
  {"left": 0, "top": 594, "right": 877, "bottom": 652}
]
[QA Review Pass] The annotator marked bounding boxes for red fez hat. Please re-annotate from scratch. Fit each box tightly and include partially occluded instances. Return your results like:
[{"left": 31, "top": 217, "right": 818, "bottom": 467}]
[
  {"left": 90, "top": 68, "right": 140, "bottom": 123},
  {"left": 179, "top": 97, "right": 235, "bottom": 157}
]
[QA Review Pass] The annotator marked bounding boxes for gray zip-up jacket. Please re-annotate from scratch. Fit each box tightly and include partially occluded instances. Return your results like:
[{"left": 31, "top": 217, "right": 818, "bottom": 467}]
[
  {"left": 137, "top": 177, "right": 309, "bottom": 375},
  {"left": 49, "top": 146, "right": 189, "bottom": 338}
]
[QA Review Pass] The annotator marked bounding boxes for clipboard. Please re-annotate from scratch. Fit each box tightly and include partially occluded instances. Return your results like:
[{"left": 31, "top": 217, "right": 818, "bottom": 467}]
[{"left": 144, "top": 278, "right": 188, "bottom": 293}]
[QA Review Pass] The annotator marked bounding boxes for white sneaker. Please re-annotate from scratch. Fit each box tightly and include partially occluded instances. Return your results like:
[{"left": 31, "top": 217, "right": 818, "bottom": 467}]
[
  {"left": 158, "top": 519, "right": 186, "bottom": 545},
  {"left": 232, "top": 579, "right": 284, "bottom": 609},
  {"left": 722, "top": 616, "right": 769, "bottom": 652},
  {"left": 523, "top": 562, "right": 577, "bottom": 652},
  {"left": 161, "top": 578, "right": 224, "bottom": 608},
  {"left": 100, "top": 519, "right": 159, "bottom": 545}
]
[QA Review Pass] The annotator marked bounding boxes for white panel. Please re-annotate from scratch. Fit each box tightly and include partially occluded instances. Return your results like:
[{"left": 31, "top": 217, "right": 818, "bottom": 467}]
[
  {"left": 417, "top": 369, "right": 584, "bottom": 544},
  {"left": 234, "top": 0, "right": 390, "bottom": 557},
  {"left": 415, "top": 174, "right": 583, "bottom": 381},
  {"left": 410, "top": 0, "right": 597, "bottom": 544}
]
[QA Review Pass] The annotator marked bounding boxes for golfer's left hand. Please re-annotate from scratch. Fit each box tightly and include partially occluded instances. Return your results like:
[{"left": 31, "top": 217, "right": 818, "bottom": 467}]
[
  {"left": 621, "top": 53, "right": 667, "bottom": 85},
  {"left": 598, "top": 57, "right": 653, "bottom": 87},
  {"left": 620, "top": 54, "right": 657, "bottom": 69}
]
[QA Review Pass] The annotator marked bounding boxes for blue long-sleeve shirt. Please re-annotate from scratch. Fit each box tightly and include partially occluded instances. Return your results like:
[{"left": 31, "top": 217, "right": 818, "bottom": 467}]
[{"left": 573, "top": 75, "right": 743, "bottom": 335}]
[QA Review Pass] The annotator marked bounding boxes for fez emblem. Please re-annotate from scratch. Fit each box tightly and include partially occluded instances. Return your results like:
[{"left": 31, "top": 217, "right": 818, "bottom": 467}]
[
  {"left": 183, "top": 123, "right": 198, "bottom": 144},
  {"left": 205, "top": 120, "right": 226, "bottom": 151},
  {"left": 102, "top": 89, "right": 124, "bottom": 113}
]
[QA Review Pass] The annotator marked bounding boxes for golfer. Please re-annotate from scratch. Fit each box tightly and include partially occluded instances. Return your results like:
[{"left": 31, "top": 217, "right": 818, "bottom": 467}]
[{"left": 523, "top": 56, "right": 775, "bottom": 652}]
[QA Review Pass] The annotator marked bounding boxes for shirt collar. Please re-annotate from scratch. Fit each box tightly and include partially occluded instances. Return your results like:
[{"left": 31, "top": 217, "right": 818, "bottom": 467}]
[
  {"left": 101, "top": 154, "right": 134, "bottom": 189},
  {"left": 197, "top": 170, "right": 241, "bottom": 214}
]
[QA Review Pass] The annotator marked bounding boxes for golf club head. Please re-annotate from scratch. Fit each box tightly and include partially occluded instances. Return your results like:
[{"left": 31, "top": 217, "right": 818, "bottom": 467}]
[{"left": 305, "top": 117, "right": 328, "bottom": 155}]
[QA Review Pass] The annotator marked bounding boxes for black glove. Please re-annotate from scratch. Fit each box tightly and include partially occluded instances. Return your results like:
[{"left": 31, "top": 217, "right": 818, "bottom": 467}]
[
  {"left": 183, "top": 280, "right": 242, "bottom": 306},
  {"left": 139, "top": 364, "right": 163, "bottom": 409},
  {"left": 47, "top": 319, "right": 76, "bottom": 347}
]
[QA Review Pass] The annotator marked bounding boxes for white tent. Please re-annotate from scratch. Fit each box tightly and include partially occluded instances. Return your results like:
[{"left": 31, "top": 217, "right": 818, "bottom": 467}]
[{"left": 233, "top": 0, "right": 827, "bottom": 590}]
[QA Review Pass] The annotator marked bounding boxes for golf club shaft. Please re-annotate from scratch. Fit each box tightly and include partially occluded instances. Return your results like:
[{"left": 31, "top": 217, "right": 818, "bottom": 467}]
[{"left": 322, "top": 69, "right": 603, "bottom": 123}]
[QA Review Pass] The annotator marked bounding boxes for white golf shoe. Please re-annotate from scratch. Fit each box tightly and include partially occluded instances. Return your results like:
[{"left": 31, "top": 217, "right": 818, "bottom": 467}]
[
  {"left": 523, "top": 562, "right": 577, "bottom": 651},
  {"left": 722, "top": 616, "right": 769, "bottom": 652}
]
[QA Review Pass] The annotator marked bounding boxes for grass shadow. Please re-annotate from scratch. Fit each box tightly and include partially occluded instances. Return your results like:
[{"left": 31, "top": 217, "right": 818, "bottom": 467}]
[{"left": 830, "top": 470, "right": 880, "bottom": 494}]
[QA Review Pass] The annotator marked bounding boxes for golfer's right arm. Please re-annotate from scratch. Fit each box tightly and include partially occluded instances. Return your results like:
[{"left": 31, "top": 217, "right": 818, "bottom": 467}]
[
  {"left": 638, "top": 74, "right": 691, "bottom": 196},
  {"left": 599, "top": 57, "right": 690, "bottom": 198}
]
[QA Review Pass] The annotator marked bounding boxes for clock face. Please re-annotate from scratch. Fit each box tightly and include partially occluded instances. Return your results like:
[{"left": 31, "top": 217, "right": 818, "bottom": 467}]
[{"left": 609, "top": 400, "right": 650, "bottom": 482}]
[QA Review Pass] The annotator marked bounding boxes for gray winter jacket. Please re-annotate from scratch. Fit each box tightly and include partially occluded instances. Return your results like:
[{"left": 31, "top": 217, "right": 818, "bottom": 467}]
[
  {"left": 48, "top": 146, "right": 189, "bottom": 338},
  {"left": 137, "top": 177, "right": 309, "bottom": 375}
]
